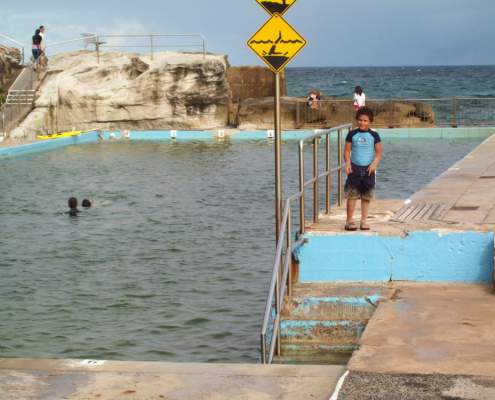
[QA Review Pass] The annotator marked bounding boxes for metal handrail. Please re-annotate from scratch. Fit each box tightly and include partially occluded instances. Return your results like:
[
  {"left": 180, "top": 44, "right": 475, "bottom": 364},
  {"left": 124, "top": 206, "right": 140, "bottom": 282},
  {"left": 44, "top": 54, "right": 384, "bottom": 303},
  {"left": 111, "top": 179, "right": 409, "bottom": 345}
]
[
  {"left": 295, "top": 97, "right": 495, "bottom": 128},
  {"left": 0, "top": 33, "right": 25, "bottom": 64},
  {"left": 47, "top": 35, "right": 98, "bottom": 49},
  {"left": 45, "top": 34, "right": 206, "bottom": 63},
  {"left": 97, "top": 34, "right": 206, "bottom": 61},
  {"left": 301, "top": 96, "right": 495, "bottom": 102},
  {"left": 260, "top": 123, "right": 352, "bottom": 364}
]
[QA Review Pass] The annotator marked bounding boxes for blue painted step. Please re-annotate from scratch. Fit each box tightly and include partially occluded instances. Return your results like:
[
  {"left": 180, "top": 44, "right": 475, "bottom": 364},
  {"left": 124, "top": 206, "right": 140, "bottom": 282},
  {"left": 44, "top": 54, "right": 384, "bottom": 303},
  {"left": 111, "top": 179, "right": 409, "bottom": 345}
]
[{"left": 279, "top": 284, "right": 393, "bottom": 362}]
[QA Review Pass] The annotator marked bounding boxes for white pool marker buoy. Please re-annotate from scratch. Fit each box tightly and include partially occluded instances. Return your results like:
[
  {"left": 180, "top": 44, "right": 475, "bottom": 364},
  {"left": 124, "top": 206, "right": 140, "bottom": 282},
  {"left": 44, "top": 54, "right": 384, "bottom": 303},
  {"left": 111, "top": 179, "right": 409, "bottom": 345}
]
[
  {"left": 267, "top": 129, "right": 275, "bottom": 139},
  {"left": 217, "top": 129, "right": 225, "bottom": 138},
  {"left": 171, "top": 130, "right": 177, "bottom": 139}
]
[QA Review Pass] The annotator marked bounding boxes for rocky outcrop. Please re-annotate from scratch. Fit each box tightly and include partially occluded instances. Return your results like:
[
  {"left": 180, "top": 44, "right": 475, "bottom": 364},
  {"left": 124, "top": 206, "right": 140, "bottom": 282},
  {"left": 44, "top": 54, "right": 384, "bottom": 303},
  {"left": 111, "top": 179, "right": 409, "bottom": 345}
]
[
  {"left": 0, "top": 46, "right": 22, "bottom": 103},
  {"left": 9, "top": 50, "right": 437, "bottom": 138},
  {"left": 11, "top": 51, "right": 230, "bottom": 139},
  {"left": 237, "top": 97, "right": 435, "bottom": 130}
]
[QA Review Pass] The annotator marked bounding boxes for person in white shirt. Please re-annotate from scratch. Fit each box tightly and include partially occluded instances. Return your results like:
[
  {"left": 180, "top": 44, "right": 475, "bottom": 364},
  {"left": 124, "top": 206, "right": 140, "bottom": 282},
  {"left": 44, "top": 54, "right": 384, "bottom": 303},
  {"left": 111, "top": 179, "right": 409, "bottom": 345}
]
[
  {"left": 353, "top": 86, "right": 366, "bottom": 112},
  {"left": 38, "top": 25, "right": 47, "bottom": 68},
  {"left": 39, "top": 26, "right": 46, "bottom": 51}
]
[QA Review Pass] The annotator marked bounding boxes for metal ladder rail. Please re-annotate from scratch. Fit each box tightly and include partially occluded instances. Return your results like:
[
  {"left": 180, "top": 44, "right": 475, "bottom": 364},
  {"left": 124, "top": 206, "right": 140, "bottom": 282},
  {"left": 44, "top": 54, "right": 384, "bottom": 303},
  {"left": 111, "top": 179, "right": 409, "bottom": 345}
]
[{"left": 260, "top": 123, "right": 352, "bottom": 364}]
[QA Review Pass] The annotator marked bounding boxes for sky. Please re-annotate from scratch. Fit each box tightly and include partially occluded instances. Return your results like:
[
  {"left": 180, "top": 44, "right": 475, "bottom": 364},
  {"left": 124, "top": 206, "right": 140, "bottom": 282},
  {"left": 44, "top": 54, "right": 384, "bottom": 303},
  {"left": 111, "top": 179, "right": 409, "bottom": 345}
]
[{"left": 1, "top": 0, "right": 494, "bottom": 67}]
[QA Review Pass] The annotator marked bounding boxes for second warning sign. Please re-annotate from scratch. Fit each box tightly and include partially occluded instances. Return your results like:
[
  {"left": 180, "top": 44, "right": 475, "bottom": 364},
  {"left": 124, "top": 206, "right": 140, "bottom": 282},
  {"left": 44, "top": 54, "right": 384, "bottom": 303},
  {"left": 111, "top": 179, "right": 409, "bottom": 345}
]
[{"left": 247, "top": 14, "right": 306, "bottom": 73}]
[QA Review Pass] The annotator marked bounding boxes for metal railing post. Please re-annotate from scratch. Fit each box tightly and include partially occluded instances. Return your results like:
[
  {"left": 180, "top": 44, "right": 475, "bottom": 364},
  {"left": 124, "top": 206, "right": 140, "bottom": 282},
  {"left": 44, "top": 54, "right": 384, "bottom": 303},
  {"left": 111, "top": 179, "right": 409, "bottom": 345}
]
[
  {"left": 287, "top": 207, "right": 292, "bottom": 297},
  {"left": 261, "top": 334, "right": 266, "bottom": 364},
  {"left": 325, "top": 131, "right": 331, "bottom": 215},
  {"left": 275, "top": 263, "right": 281, "bottom": 357},
  {"left": 1, "top": 109, "right": 5, "bottom": 138},
  {"left": 296, "top": 102, "right": 300, "bottom": 128},
  {"left": 452, "top": 97, "right": 458, "bottom": 128},
  {"left": 274, "top": 72, "right": 282, "bottom": 242},
  {"left": 299, "top": 141, "right": 305, "bottom": 235},
  {"left": 96, "top": 36, "right": 100, "bottom": 64},
  {"left": 313, "top": 137, "right": 319, "bottom": 223},
  {"left": 150, "top": 35, "right": 154, "bottom": 60},
  {"left": 338, "top": 129, "right": 344, "bottom": 206}
]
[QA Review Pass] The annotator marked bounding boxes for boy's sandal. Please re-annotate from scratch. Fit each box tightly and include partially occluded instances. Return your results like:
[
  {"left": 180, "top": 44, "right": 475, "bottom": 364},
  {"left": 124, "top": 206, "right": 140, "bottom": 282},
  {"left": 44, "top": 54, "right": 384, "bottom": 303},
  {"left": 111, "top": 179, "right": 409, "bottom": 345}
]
[
  {"left": 345, "top": 222, "right": 358, "bottom": 231},
  {"left": 360, "top": 223, "right": 371, "bottom": 231}
]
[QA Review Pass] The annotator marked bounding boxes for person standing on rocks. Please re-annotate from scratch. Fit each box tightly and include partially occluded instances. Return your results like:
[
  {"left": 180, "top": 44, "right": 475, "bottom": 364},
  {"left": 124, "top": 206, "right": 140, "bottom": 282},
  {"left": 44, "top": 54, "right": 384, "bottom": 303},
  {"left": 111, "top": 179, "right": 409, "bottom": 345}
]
[
  {"left": 38, "top": 25, "right": 47, "bottom": 68},
  {"left": 31, "top": 29, "right": 42, "bottom": 69},
  {"left": 353, "top": 86, "right": 366, "bottom": 112}
]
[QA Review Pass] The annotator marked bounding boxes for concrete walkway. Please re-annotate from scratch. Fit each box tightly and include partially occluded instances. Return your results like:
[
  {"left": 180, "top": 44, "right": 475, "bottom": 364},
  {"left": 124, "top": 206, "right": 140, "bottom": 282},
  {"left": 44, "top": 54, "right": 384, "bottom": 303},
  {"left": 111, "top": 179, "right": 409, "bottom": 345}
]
[
  {"left": 411, "top": 133, "right": 495, "bottom": 224},
  {"left": 0, "top": 358, "right": 345, "bottom": 400},
  {"left": 349, "top": 283, "right": 495, "bottom": 377}
]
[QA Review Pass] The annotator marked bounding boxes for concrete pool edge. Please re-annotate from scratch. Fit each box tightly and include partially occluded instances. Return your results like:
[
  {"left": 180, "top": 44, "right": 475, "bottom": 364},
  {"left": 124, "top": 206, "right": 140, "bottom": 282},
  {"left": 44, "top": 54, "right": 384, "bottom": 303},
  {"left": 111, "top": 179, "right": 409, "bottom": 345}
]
[
  {"left": 0, "top": 127, "right": 493, "bottom": 159},
  {"left": 0, "top": 357, "right": 346, "bottom": 400}
]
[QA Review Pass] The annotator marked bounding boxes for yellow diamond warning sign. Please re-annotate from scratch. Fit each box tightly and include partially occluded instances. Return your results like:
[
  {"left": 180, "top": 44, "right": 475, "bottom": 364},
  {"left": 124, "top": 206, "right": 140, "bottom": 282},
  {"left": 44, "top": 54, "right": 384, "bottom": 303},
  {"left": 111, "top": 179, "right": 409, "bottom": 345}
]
[
  {"left": 256, "top": 0, "right": 297, "bottom": 16},
  {"left": 247, "top": 14, "right": 306, "bottom": 73}
]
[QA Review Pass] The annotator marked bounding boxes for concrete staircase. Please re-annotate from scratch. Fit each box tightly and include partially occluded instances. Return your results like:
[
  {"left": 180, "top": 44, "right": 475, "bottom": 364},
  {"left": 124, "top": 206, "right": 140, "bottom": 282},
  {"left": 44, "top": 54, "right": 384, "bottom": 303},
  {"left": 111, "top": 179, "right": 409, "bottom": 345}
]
[{"left": 276, "top": 283, "right": 394, "bottom": 365}]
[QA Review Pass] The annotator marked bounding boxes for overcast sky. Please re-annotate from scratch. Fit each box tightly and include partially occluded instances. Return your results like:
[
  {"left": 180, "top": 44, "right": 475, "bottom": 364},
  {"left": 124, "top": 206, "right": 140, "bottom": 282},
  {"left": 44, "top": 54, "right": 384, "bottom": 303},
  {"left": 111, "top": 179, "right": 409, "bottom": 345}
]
[{"left": 1, "top": 0, "right": 494, "bottom": 66}]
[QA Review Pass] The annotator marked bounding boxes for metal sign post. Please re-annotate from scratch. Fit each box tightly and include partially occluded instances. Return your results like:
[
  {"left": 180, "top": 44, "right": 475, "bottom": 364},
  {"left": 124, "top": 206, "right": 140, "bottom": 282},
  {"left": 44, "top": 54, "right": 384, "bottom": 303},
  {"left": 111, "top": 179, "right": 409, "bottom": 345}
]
[
  {"left": 274, "top": 72, "right": 282, "bottom": 240},
  {"left": 247, "top": 2, "right": 307, "bottom": 242}
]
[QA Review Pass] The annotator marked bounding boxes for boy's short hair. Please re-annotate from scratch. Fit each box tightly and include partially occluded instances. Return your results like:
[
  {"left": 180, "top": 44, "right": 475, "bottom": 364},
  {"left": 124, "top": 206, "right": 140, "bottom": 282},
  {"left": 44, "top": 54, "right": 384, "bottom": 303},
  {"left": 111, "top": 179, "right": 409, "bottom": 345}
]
[
  {"left": 356, "top": 106, "right": 374, "bottom": 122},
  {"left": 68, "top": 197, "right": 78, "bottom": 208}
]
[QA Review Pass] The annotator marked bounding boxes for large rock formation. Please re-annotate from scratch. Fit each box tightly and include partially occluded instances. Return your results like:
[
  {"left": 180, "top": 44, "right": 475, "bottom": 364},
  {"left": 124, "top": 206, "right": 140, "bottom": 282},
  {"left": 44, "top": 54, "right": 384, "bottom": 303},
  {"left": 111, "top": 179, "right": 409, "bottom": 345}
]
[
  {"left": 9, "top": 50, "right": 437, "bottom": 138},
  {"left": 11, "top": 51, "right": 230, "bottom": 139},
  {"left": 0, "top": 46, "right": 22, "bottom": 103}
]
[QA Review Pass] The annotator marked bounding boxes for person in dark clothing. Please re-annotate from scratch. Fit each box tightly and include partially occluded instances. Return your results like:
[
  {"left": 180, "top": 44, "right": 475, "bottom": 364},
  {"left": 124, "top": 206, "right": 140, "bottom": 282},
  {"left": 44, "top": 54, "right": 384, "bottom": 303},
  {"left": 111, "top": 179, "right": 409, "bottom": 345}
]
[
  {"left": 81, "top": 199, "right": 92, "bottom": 208},
  {"left": 67, "top": 197, "right": 80, "bottom": 216},
  {"left": 32, "top": 29, "right": 42, "bottom": 65}
]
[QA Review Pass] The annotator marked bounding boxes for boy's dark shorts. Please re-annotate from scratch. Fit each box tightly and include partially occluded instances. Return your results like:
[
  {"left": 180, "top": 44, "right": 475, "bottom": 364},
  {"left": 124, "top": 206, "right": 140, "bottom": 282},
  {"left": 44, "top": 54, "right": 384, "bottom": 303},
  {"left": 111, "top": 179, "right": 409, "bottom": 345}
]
[{"left": 345, "top": 163, "right": 376, "bottom": 201}]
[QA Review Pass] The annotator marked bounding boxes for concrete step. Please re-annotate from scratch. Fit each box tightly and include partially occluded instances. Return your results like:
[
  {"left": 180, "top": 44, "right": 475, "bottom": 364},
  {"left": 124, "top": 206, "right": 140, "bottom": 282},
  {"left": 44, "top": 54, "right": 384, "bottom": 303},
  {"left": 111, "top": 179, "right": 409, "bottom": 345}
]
[
  {"left": 283, "top": 283, "right": 394, "bottom": 321},
  {"left": 278, "top": 283, "right": 394, "bottom": 364},
  {"left": 281, "top": 319, "right": 366, "bottom": 346},
  {"left": 274, "top": 349, "right": 353, "bottom": 365}
]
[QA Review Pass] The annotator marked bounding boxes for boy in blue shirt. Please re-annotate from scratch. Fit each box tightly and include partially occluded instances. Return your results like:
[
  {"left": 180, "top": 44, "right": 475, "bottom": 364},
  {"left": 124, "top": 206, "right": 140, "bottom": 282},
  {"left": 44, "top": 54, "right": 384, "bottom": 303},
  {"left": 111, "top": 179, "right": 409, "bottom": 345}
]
[{"left": 344, "top": 107, "right": 382, "bottom": 231}]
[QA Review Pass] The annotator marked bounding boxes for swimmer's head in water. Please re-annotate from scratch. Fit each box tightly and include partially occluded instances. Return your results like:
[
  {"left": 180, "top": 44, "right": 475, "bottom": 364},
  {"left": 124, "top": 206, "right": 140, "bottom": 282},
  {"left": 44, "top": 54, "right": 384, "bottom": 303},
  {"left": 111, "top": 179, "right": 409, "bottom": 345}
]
[
  {"left": 82, "top": 199, "right": 92, "bottom": 208},
  {"left": 68, "top": 197, "right": 78, "bottom": 209}
]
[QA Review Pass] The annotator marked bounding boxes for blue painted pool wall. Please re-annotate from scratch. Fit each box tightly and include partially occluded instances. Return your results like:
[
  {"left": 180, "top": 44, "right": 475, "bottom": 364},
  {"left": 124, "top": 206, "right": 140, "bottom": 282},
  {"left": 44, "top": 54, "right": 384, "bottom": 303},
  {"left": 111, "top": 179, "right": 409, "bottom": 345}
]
[
  {"left": 0, "top": 128, "right": 492, "bottom": 159},
  {"left": 0, "top": 131, "right": 100, "bottom": 159},
  {"left": 296, "top": 231, "right": 494, "bottom": 283}
]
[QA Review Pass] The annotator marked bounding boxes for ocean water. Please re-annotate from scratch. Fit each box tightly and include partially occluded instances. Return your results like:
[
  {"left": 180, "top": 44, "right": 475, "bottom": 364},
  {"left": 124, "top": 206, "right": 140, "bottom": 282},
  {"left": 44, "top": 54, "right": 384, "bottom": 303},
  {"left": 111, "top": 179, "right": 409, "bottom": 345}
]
[
  {"left": 286, "top": 65, "right": 495, "bottom": 99},
  {"left": 0, "top": 137, "right": 484, "bottom": 363}
]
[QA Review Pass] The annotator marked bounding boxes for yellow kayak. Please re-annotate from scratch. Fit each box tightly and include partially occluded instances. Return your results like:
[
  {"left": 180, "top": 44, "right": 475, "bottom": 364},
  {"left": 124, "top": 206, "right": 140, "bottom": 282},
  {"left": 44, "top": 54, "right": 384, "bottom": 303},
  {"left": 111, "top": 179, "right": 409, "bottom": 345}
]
[{"left": 37, "top": 130, "right": 83, "bottom": 140}]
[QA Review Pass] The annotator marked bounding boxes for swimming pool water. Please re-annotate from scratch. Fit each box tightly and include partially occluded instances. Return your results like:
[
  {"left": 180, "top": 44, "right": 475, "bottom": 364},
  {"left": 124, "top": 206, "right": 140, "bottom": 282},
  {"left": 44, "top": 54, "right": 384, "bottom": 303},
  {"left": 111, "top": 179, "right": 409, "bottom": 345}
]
[{"left": 0, "top": 137, "right": 484, "bottom": 362}]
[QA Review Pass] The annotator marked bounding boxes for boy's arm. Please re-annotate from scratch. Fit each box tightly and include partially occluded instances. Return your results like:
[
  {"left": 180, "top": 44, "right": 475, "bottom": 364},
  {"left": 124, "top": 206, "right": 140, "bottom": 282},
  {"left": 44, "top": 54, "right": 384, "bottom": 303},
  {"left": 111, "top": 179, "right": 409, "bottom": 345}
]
[
  {"left": 368, "top": 142, "right": 382, "bottom": 174},
  {"left": 344, "top": 142, "right": 353, "bottom": 174}
]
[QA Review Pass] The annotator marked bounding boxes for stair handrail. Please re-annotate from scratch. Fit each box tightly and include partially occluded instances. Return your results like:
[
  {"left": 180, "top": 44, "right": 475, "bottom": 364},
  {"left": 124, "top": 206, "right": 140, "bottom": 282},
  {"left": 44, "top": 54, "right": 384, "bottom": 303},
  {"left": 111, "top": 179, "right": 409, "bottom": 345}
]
[{"left": 260, "top": 123, "right": 352, "bottom": 364}]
